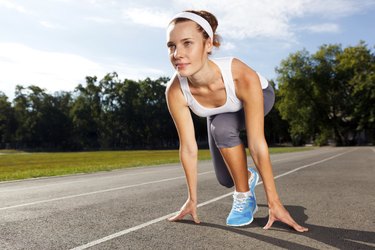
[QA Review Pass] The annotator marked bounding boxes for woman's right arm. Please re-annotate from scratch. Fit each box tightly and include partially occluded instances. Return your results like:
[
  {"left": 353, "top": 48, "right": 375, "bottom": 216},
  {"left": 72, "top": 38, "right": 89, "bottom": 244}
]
[{"left": 165, "top": 77, "right": 200, "bottom": 223}]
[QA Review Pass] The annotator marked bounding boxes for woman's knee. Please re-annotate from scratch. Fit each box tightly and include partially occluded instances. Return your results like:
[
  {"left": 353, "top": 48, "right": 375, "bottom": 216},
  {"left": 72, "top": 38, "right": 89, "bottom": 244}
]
[{"left": 216, "top": 175, "right": 234, "bottom": 188}]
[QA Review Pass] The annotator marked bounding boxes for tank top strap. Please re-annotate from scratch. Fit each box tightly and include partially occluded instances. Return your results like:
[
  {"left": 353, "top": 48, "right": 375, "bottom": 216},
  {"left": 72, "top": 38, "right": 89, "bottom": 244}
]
[
  {"left": 177, "top": 74, "right": 194, "bottom": 106},
  {"left": 212, "top": 57, "right": 269, "bottom": 90},
  {"left": 211, "top": 57, "right": 241, "bottom": 105}
]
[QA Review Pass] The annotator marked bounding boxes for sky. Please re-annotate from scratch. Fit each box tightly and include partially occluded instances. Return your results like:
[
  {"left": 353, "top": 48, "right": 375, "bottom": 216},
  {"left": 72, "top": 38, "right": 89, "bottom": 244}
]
[{"left": 1, "top": 0, "right": 374, "bottom": 101}]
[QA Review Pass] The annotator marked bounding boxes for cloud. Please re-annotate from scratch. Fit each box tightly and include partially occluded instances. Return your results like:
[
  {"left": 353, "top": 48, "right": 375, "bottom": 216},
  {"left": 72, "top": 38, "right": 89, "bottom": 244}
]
[
  {"left": 302, "top": 0, "right": 375, "bottom": 18},
  {"left": 0, "top": 43, "right": 165, "bottom": 99},
  {"left": 84, "top": 0, "right": 117, "bottom": 7},
  {"left": 84, "top": 16, "right": 115, "bottom": 24},
  {"left": 108, "top": 62, "right": 165, "bottom": 80},
  {"left": 300, "top": 23, "right": 340, "bottom": 33},
  {"left": 220, "top": 42, "right": 236, "bottom": 51},
  {"left": 181, "top": 0, "right": 368, "bottom": 40},
  {"left": 122, "top": 7, "right": 172, "bottom": 28},
  {"left": 0, "top": 0, "right": 30, "bottom": 13},
  {"left": 121, "top": 1, "right": 300, "bottom": 40},
  {"left": 39, "top": 21, "right": 67, "bottom": 29},
  {"left": 180, "top": 0, "right": 301, "bottom": 40},
  {"left": 0, "top": 43, "right": 102, "bottom": 97},
  {"left": 123, "top": 0, "right": 374, "bottom": 41}
]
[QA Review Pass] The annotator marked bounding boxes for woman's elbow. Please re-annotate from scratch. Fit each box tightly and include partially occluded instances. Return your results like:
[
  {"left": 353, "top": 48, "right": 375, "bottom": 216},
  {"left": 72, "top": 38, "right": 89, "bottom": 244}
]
[
  {"left": 249, "top": 139, "right": 268, "bottom": 161},
  {"left": 180, "top": 144, "right": 198, "bottom": 158}
]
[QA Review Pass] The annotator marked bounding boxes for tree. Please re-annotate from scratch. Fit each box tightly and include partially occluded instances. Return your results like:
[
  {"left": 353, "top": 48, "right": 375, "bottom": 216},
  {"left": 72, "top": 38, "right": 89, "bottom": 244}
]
[
  {"left": 276, "top": 49, "right": 316, "bottom": 145},
  {"left": 70, "top": 76, "right": 102, "bottom": 149},
  {"left": 69, "top": 73, "right": 176, "bottom": 149},
  {"left": 276, "top": 42, "right": 374, "bottom": 145},
  {"left": 0, "top": 92, "right": 16, "bottom": 148},
  {"left": 336, "top": 41, "right": 375, "bottom": 144},
  {"left": 41, "top": 91, "right": 74, "bottom": 149},
  {"left": 264, "top": 80, "right": 291, "bottom": 145},
  {"left": 13, "top": 85, "right": 43, "bottom": 148},
  {"left": 12, "top": 85, "right": 74, "bottom": 149},
  {"left": 137, "top": 77, "right": 176, "bottom": 147}
]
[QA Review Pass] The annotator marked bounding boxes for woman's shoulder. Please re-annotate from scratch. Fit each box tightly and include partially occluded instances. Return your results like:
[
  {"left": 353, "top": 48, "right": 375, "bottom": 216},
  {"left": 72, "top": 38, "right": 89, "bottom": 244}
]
[
  {"left": 165, "top": 73, "right": 190, "bottom": 109},
  {"left": 230, "top": 57, "right": 251, "bottom": 69},
  {"left": 210, "top": 56, "right": 257, "bottom": 89},
  {"left": 230, "top": 57, "right": 257, "bottom": 81},
  {"left": 212, "top": 56, "right": 255, "bottom": 77},
  {"left": 211, "top": 56, "right": 248, "bottom": 74},
  {"left": 231, "top": 58, "right": 269, "bottom": 90},
  {"left": 165, "top": 72, "right": 180, "bottom": 93}
]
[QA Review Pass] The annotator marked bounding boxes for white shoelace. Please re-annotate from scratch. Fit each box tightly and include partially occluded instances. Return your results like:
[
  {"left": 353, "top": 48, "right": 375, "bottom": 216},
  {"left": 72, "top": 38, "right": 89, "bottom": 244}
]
[{"left": 232, "top": 194, "right": 252, "bottom": 212}]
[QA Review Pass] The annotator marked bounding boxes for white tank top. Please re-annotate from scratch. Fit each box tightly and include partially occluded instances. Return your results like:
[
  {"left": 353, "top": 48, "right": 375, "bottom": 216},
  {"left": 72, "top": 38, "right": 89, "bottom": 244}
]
[{"left": 175, "top": 57, "right": 269, "bottom": 117}]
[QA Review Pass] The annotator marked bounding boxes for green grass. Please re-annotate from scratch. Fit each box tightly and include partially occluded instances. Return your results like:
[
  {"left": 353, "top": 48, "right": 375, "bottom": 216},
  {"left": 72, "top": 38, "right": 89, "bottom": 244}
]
[{"left": 0, "top": 147, "right": 316, "bottom": 182}]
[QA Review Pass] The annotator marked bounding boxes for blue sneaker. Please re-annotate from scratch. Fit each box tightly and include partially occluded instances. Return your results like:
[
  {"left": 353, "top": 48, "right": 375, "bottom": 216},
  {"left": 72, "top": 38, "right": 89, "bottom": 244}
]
[
  {"left": 248, "top": 167, "right": 259, "bottom": 214},
  {"left": 226, "top": 192, "right": 254, "bottom": 227}
]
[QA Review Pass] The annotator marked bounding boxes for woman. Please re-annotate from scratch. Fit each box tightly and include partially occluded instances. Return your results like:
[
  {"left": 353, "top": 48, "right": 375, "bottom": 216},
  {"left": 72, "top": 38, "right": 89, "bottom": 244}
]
[{"left": 165, "top": 10, "right": 308, "bottom": 232}]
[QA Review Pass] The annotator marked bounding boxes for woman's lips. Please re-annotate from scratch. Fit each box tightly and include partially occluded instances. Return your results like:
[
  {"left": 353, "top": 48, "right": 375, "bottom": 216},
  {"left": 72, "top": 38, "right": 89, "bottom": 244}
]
[{"left": 176, "top": 63, "right": 189, "bottom": 70}]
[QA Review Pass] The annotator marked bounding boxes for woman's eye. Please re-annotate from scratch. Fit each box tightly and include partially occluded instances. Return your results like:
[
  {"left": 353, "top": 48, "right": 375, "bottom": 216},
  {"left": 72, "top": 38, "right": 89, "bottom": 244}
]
[
  {"left": 167, "top": 45, "right": 176, "bottom": 51},
  {"left": 184, "top": 41, "right": 192, "bottom": 46}
]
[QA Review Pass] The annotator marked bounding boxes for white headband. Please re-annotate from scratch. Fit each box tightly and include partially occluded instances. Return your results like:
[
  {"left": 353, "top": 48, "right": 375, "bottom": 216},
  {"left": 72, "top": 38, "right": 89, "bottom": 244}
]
[{"left": 171, "top": 12, "right": 214, "bottom": 41}]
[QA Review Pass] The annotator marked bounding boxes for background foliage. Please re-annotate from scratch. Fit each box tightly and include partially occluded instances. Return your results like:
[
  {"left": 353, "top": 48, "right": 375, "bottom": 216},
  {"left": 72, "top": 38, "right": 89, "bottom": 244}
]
[
  {"left": 0, "top": 41, "right": 373, "bottom": 150},
  {"left": 276, "top": 41, "right": 374, "bottom": 145}
]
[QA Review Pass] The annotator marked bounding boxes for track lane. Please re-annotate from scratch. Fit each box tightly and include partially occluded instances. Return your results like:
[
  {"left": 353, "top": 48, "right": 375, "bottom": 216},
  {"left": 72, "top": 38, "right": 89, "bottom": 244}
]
[{"left": 1, "top": 147, "right": 373, "bottom": 249}]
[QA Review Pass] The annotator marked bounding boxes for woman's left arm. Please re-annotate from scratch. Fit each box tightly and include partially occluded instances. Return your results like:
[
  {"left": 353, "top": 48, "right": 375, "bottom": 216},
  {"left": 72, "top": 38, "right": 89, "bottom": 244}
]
[{"left": 233, "top": 59, "right": 308, "bottom": 232}]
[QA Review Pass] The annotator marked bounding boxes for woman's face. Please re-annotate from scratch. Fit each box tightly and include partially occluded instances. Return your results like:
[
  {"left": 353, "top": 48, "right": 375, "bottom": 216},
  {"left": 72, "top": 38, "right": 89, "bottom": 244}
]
[{"left": 167, "top": 21, "right": 211, "bottom": 77}]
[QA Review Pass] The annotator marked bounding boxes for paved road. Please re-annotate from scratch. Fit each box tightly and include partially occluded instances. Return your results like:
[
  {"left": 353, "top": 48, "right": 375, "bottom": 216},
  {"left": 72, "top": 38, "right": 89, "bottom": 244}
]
[{"left": 0, "top": 147, "right": 374, "bottom": 249}]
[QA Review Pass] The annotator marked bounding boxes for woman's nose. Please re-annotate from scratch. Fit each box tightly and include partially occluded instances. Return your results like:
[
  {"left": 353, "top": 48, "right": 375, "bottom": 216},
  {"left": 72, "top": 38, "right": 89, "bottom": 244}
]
[{"left": 173, "top": 46, "right": 183, "bottom": 58}]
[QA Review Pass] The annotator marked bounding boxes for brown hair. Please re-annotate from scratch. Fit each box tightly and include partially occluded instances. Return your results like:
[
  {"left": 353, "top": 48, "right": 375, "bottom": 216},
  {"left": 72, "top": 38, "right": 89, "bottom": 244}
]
[{"left": 171, "top": 10, "right": 221, "bottom": 52}]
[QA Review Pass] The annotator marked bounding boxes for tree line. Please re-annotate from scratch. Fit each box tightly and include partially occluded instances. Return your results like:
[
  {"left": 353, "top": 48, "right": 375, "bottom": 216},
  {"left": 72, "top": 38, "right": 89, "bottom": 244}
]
[
  {"left": 0, "top": 41, "right": 373, "bottom": 150},
  {"left": 276, "top": 41, "right": 374, "bottom": 146},
  {"left": 0, "top": 74, "right": 177, "bottom": 150}
]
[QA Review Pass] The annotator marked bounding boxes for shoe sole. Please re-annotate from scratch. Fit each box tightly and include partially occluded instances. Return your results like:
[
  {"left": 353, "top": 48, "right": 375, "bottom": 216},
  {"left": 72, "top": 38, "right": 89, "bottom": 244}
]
[
  {"left": 226, "top": 216, "right": 254, "bottom": 227},
  {"left": 226, "top": 198, "right": 259, "bottom": 227}
]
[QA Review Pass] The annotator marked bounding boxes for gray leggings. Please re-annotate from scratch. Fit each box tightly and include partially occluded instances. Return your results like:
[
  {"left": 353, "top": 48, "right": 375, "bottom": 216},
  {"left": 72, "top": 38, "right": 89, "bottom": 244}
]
[{"left": 207, "top": 84, "right": 275, "bottom": 188}]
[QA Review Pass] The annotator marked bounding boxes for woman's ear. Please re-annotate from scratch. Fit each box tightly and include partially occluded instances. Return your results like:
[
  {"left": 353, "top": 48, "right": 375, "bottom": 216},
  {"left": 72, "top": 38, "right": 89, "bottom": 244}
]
[{"left": 205, "top": 39, "right": 213, "bottom": 54}]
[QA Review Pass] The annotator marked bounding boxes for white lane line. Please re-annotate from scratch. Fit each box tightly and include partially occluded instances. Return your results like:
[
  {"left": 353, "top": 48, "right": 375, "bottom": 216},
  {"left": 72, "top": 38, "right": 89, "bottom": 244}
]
[
  {"left": 0, "top": 164, "right": 178, "bottom": 184},
  {"left": 0, "top": 167, "right": 183, "bottom": 193},
  {"left": 346, "top": 239, "right": 375, "bottom": 248},
  {"left": 266, "top": 148, "right": 340, "bottom": 164},
  {"left": 0, "top": 147, "right": 328, "bottom": 191},
  {"left": 272, "top": 148, "right": 357, "bottom": 181},
  {"left": 0, "top": 148, "right": 346, "bottom": 210},
  {"left": 0, "top": 171, "right": 214, "bottom": 211},
  {"left": 0, "top": 151, "right": 308, "bottom": 191},
  {"left": 0, "top": 149, "right": 336, "bottom": 207},
  {"left": 69, "top": 148, "right": 356, "bottom": 250}
]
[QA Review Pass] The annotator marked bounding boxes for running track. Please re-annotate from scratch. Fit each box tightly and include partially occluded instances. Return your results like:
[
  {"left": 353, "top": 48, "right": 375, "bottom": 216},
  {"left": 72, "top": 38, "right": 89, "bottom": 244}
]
[{"left": 0, "top": 147, "right": 374, "bottom": 249}]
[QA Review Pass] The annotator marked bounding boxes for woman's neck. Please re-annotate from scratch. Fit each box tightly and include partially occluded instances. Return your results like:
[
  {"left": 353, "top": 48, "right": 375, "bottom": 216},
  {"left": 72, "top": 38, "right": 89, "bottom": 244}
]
[{"left": 187, "top": 60, "right": 220, "bottom": 87}]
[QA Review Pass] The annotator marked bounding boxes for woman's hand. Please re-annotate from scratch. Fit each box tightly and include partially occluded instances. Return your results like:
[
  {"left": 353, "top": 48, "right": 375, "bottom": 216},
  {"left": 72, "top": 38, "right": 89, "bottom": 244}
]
[
  {"left": 168, "top": 199, "right": 200, "bottom": 224},
  {"left": 264, "top": 201, "right": 308, "bottom": 232}
]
